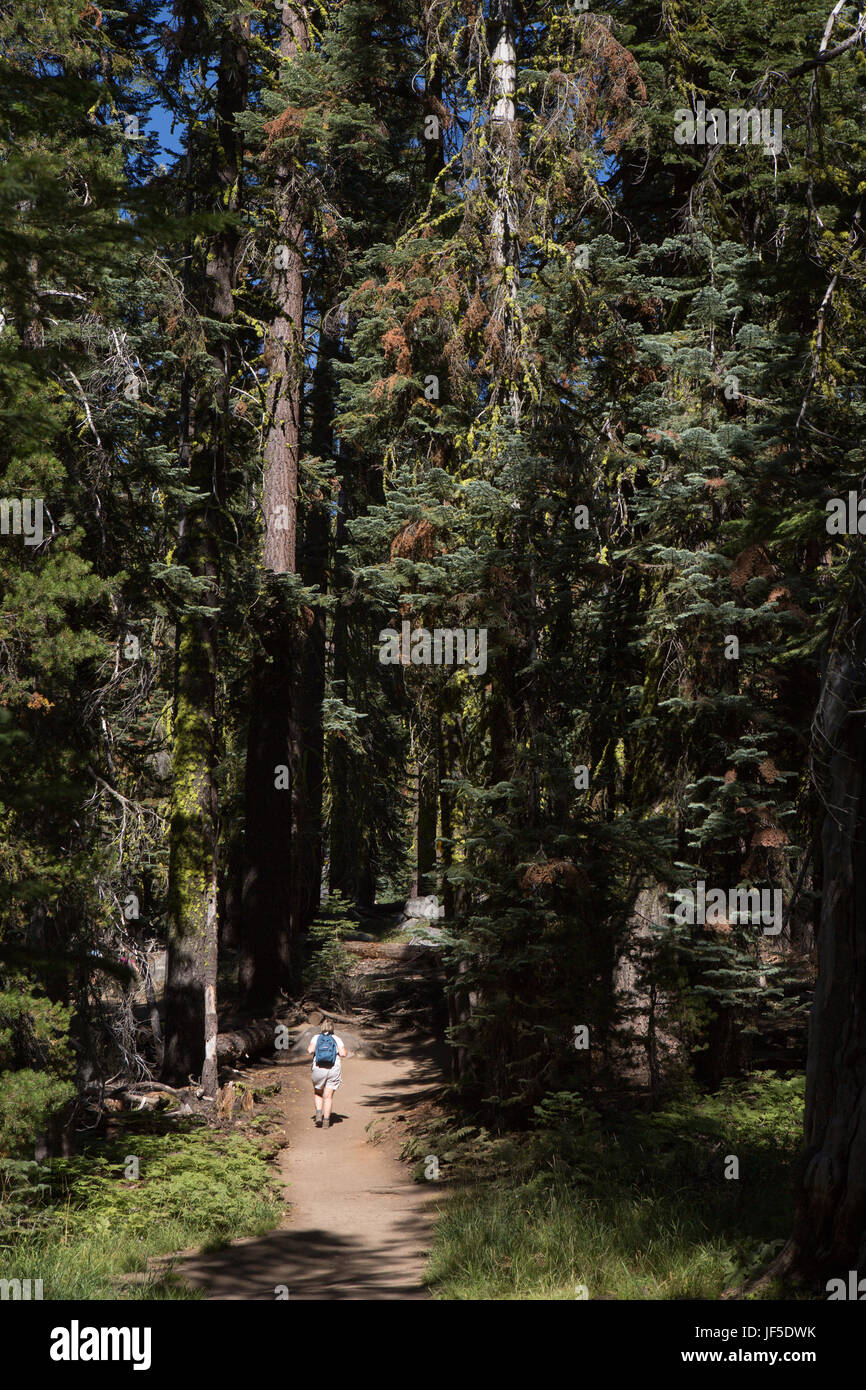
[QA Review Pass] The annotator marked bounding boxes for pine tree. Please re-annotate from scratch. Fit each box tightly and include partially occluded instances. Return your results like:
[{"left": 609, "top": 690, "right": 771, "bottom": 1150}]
[{"left": 162, "top": 0, "right": 250, "bottom": 1089}]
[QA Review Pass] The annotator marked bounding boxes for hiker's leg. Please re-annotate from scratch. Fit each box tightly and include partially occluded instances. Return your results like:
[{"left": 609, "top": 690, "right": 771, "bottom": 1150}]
[
  {"left": 323, "top": 1086, "right": 335, "bottom": 1119},
  {"left": 314, "top": 1086, "right": 323, "bottom": 1114}
]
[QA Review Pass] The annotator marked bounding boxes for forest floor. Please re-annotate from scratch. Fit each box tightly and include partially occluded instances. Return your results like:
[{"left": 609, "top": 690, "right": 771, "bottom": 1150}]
[{"left": 159, "top": 947, "right": 449, "bottom": 1299}]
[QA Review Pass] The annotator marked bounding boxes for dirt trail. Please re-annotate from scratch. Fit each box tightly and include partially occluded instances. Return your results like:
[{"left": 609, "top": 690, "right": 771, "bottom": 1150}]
[{"left": 173, "top": 1020, "right": 444, "bottom": 1300}]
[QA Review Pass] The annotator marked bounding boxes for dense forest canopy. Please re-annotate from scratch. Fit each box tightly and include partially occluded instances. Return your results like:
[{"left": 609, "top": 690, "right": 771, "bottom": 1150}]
[{"left": 2, "top": 0, "right": 866, "bottom": 1294}]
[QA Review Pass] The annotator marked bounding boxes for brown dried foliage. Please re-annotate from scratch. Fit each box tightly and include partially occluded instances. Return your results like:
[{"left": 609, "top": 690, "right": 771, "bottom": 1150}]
[
  {"left": 262, "top": 107, "right": 305, "bottom": 154},
  {"left": 390, "top": 518, "right": 436, "bottom": 561},
  {"left": 405, "top": 294, "right": 443, "bottom": 327},
  {"left": 519, "top": 859, "right": 590, "bottom": 894},
  {"left": 767, "top": 586, "right": 808, "bottom": 621},
  {"left": 751, "top": 827, "right": 788, "bottom": 848},
  {"left": 381, "top": 324, "right": 411, "bottom": 374},
  {"left": 730, "top": 543, "right": 775, "bottom": 591},
  {"left": 576, "top": 17, "right": 647, "bottom": 152}
]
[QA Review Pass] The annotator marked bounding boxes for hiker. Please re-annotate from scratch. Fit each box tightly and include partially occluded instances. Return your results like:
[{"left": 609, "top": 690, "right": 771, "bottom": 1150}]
[{"left": 307, "top": 1018, "right": 347, "bottom": 1129}]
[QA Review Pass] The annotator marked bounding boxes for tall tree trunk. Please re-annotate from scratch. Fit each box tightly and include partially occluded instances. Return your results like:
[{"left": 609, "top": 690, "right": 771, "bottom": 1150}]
[
  {"left": 164, "top": 16, "right": 248, "bottom": 1091},
  {"left": 789, "top": 606, "right": 866, "bottom": 1277},
  {"left": 240, "top": 593, "right": 296, "bottom": 1006},
  {"left": 444, "top": 5, "right": 520, "bottom": 1087},
  {"left": 412, "top": 702, "right": 438, "bottom": 897},
  {"left": 165, "top": 591, "right": 220, "bottom": 1089},
  {"left": 328, "top": 479, "right": 359, "bottom": 900},
  {"left": 289, "top": 324, "right": 333, "bottom": 939},
  {"left": 490, "top": 0, "right": 516, "bottom": 270},
  {"left": 262, "top": 0, "right": 308, "bottom": 578},
  {"left": 218, "top": 825, "right": 244, "bottom": 952},
  {"left": 439, "top": 710, "right": 458, "bottom": 916},
  {"left": 241, "top": 3, "right": 309, "bottom": 1005}
]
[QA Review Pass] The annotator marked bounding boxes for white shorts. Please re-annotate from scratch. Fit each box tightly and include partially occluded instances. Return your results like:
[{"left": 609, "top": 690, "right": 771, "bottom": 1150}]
[{"left": 312, "top": 1064, "right": 341, "bottom": 1093}]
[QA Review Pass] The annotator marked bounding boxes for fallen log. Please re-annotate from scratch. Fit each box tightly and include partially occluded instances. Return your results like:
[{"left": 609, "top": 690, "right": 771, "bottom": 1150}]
[
  {"left": 216, "top": 1018, "right": 279, "bottom": 1065},
  {"left": 299, "top": 1002, "right": 357, "bottom": 1023},
  {"left": 341, "top": 940, "right": 440, "bottom": 961},
  {"left": 123, "top": 1081, "right": 183, "bottom": 1094}
]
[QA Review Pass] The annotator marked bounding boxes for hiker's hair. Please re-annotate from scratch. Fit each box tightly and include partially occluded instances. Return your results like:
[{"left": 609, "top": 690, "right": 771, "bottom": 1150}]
[{"left": 319, "top": 1017, "right": 335, "bottom": 1034}]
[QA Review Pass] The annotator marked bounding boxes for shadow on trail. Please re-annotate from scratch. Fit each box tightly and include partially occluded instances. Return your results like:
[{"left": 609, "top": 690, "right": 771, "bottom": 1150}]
[
  {"left": 356, "top": 1052, "right": 447, "bottom": 1117},
  {"left": 178, "top": 1214, "right": 435, "bottom": 1300}
]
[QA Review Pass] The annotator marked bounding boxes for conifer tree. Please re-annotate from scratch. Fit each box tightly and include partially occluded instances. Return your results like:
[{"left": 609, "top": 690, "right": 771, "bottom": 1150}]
[{"left": 162, "top": 0, "right": 250, "bottom": 1088}]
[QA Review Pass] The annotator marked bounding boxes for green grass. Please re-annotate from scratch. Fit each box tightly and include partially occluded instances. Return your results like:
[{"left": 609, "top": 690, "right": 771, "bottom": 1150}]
[
  {"left": 0, "top": 1119, "right": 284, "bottom": 1299},
  {"left": 411, "top": 1073, "right": 806, "bottom": 1300}
]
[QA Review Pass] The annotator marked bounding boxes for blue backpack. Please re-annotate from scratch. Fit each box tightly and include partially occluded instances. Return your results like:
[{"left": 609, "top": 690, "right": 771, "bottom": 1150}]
[{"left": 314, "top": 1033, "right": 337, "bottom": 1067}]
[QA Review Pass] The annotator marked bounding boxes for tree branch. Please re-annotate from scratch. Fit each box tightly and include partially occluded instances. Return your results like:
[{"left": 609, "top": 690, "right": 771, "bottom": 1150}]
[{"left": 788, "top": 8, "right": 866, "bottom": 76}]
